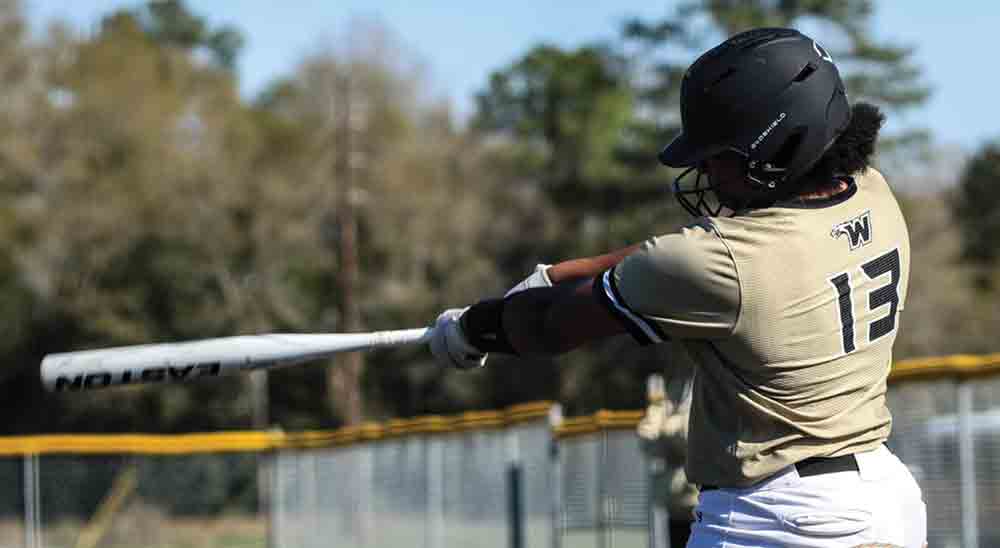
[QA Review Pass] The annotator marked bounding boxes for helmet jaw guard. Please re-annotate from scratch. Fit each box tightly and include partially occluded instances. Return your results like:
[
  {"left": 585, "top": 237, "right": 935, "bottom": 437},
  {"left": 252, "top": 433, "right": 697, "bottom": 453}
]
[
  {"left": 673, "top": 167, "right": 725, "bottom": 218},
  {"left": 661, "top": 28, "right": 851, "bottom": 217}
]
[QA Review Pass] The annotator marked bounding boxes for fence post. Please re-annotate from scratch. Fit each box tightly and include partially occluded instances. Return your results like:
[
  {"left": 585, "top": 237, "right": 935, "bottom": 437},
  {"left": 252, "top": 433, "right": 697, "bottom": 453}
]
[
  {"left": 425, "top": 435, "right": 444, "bottom": 548},
  {"left": 269, "top": 451, "right": 281, "bottom": 548},
  {"left": 958, "top": 380, "right": 978, "bottom": 548},
  {"left": 598, "top": 428, "right": 608, "bottom": 548},
  {"left": 505, "top": 427, "right": 524, "bottom": 548},
  {"left": 303, "top": 454, "right": 319, "bottom": 548},
  {"left": 251, "top": 371, "right": 270, "bottom": 546},
  {"left": 22, "top": 453, "right": 41, "bottom": 548},
  {"left": 548, "top": 404, "right": 563, "bottom": 548},
  {"left": 360, "top": 444, "right": 374, "bottom": 548},
  {"left": 507, "top": 464, "right": 524, "bottom": 548}
]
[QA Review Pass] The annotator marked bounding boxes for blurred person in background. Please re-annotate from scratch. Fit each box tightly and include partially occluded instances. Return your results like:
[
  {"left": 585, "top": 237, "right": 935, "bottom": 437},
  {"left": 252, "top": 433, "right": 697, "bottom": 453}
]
[{"left": 638, "top": 369, "right": 697, "bottom": 548}]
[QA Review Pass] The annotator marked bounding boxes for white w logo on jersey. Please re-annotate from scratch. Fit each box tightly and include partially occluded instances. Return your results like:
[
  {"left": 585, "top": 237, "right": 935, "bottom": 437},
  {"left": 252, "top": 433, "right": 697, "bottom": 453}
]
[{"left": 831, "top": 210, "right": 873, "bottom": 250}]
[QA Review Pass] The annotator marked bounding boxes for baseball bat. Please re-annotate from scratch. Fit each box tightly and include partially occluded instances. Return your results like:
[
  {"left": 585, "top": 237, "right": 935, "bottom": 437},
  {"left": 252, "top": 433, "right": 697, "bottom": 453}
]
[{"left": 41, "top": 327, "right": 435, "bottom": 393}]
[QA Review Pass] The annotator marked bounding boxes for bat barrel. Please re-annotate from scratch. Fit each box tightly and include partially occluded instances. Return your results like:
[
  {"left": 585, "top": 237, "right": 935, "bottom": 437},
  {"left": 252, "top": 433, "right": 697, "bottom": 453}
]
[{"left": 41, "top": 328, "right": 434, "bottom": 393}]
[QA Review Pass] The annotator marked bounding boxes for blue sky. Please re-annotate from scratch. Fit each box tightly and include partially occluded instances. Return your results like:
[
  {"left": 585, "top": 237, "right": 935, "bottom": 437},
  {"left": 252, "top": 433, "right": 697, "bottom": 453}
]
[{"left": 26, "top": 1, "right": 999, "bottom": 150}]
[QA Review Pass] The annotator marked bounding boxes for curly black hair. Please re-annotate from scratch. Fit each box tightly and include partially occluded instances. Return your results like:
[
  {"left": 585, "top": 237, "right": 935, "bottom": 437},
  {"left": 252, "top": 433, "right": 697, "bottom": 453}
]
[{"left": 801, "top": 102, "right": 886, "bottom": 189}]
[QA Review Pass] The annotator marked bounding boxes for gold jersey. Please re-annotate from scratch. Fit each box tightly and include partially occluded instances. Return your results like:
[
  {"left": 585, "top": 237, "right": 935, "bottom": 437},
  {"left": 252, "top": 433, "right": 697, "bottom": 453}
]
[{"left": 596, "top": 169, "right": 910, "bottom": 487}]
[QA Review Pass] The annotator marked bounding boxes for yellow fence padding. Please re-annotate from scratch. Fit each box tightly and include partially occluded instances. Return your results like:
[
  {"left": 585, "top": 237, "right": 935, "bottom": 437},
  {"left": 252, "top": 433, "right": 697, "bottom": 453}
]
[
  {"left": 0, "top": 401, "right": 555, "bottom": 455},
  {"left": 0, "top": 431, "right": 281, "bottom": 456},
  {"left": 889, "top": 352, "right": 1000, "bottom": 382},
  {"left": 554, "top": 410, "right": 645, "bottom": 439}
]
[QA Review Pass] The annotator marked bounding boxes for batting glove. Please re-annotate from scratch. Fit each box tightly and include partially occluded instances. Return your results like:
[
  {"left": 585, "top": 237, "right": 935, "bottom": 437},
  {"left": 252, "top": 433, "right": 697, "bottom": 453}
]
[
  {"left": 637, "top": 402, "right": 668, "bottom": 440},
  {"left": 504, "top": 264, "right": 552, "bottom": 297},
  {"left": 429, "top": 308, "right": 487, "bottom": 370}
]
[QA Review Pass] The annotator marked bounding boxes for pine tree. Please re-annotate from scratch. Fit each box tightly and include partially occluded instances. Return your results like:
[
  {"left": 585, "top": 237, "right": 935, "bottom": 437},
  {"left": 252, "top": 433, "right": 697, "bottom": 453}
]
[{"left": 953, "top": 141, "right": 1000, "bottom": 289}]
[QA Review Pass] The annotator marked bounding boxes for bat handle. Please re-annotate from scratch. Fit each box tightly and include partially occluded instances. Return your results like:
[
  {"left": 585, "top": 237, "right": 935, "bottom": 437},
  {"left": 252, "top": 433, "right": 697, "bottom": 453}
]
[
  {"left": 369, "top": 326, "right": 436, "bottom": 348},
  {"left": 418, "top": 326, "right": 436, "bottom": 344}
]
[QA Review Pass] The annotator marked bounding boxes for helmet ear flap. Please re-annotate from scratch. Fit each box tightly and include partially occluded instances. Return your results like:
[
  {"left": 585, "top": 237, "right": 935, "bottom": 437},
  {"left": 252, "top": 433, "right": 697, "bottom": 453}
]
[
  {"left": 740, "top": 128, "right": 805, "bottom": 198},
  {"left": 770, "top": 130, "right": 806, "bottom": 169}
]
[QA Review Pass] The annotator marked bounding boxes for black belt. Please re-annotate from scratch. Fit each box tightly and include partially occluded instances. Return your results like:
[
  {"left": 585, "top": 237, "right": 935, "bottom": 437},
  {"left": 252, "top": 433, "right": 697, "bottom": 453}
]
[{"left": 700, "top": 453, "right": 859, "bottom": 492}]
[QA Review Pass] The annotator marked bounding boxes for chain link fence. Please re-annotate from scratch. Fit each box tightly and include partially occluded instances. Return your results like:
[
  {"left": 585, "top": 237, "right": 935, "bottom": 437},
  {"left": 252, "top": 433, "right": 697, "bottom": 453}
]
[
  {"left": 558, "top": 412, "right": 649, "bottom": 548},
  {"left": 0, "top": 451, "right": 265, "bottom": 548},
  {"left": 1, "top": 353, "right": 1000, "bottom": 548},
  {"left": 886, "top": 357, "right": 1000, "bottom": 548},
  {"left": 270, "top": 406, "right": 558, "bottom": 548}
]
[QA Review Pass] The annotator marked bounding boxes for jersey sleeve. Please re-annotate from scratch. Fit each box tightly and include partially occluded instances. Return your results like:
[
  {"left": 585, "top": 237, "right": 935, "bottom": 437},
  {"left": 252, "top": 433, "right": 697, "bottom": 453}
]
[{"left": 593, "top": 220, "right": 740, "bottom": 343}]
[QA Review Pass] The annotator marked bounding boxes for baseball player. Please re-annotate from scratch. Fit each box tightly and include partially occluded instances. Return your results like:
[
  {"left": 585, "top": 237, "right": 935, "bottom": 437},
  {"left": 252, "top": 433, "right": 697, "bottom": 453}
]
[
  {"left": 431, "top": 27, "right": 926, "bottom": 547},
  {"left": 638, "top": 371, "right": 698, "bottom": 548}
]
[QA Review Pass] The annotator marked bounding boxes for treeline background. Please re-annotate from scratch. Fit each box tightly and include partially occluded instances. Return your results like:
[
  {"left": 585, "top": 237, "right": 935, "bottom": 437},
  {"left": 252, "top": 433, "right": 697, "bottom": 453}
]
[{"left": 1, "top": 0, "right": 998, "bottom": 437}]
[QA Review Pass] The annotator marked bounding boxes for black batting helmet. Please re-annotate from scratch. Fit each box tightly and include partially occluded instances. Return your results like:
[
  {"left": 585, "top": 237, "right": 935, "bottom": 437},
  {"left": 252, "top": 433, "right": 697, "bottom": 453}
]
[{"left": 660, "top": 28, "right": 851, "bottom": 216}]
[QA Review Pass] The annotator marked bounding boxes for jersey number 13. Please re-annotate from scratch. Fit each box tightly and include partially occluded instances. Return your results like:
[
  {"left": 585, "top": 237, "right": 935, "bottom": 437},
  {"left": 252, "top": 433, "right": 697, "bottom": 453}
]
[{"left": 828, "top": 248, "right": 901, "bottom": 354}]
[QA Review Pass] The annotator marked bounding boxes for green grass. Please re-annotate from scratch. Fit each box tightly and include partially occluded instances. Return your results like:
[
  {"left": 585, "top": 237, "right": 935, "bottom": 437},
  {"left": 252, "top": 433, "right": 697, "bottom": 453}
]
[{"left": 0, "top": 513, "right": 266, "bottom": 548}]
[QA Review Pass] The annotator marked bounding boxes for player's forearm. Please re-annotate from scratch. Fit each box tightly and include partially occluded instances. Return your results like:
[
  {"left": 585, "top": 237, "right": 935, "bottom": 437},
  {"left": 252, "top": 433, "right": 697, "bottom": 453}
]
[
  {"left": 461, "top": 283, "right": 597, "bottom": 357},
  {"left": 546, "top": 244, "right": 641, "bottom": 283},
  {"left": 462, "top": 270, "right": 627, "bottom": 358},
  {"left": 502, "top": 284, "right": 582, "bottom": 356},
  {"left": 504, "top": 279, "right": 625, "bottom": 356}
]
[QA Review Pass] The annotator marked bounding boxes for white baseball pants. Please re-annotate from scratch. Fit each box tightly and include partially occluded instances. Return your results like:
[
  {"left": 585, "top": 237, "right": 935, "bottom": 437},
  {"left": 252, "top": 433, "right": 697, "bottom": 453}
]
[{"left": 687, "top": 445, "right": 926, "bottom": 547}]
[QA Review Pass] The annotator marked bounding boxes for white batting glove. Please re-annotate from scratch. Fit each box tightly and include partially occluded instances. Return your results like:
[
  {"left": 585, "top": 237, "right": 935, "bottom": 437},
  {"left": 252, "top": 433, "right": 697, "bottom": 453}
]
[
  {"left": 637, "top": 402, "right": 668, "bottom": 440},
  {"left": 505, "top": 264, "right": 553, "bottom": 297},
  {"left": 429, "top": 308, "right": 487, "bottom": 370}
]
